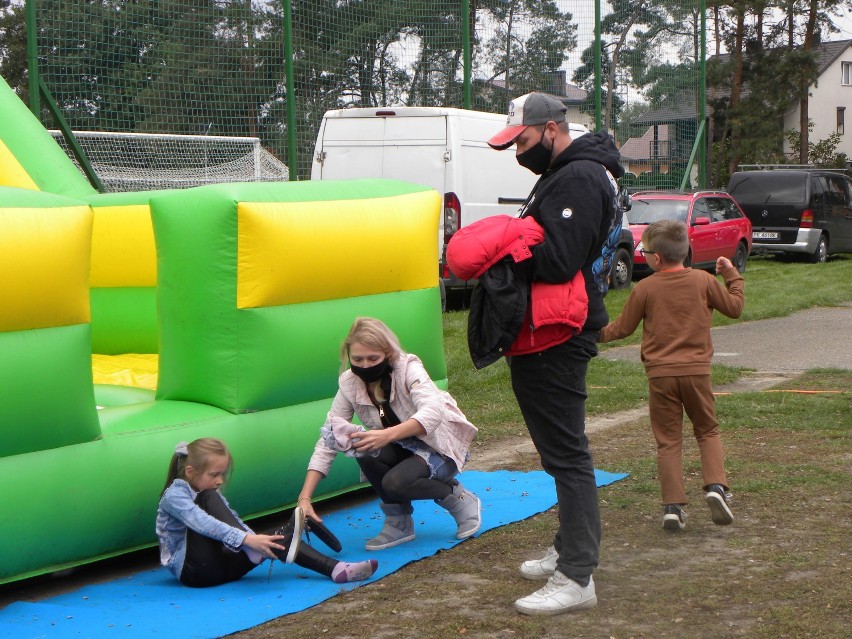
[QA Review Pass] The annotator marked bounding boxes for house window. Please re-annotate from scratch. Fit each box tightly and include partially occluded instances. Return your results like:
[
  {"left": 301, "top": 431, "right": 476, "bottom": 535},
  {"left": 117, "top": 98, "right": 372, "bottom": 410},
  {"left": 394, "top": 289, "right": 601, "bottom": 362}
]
[
  {"left": 839, "top": 107, "right": 846, "bottom": 136},
  {"left": 843, "top": 62, "right": 852, "bottom": 86}
]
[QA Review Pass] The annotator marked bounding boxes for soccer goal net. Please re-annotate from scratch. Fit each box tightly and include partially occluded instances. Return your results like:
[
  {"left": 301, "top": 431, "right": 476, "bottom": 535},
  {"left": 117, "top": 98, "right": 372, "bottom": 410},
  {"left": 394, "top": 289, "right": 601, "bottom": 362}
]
[{"left": 49, "top": 130, "right": 289, "bottom": 193}]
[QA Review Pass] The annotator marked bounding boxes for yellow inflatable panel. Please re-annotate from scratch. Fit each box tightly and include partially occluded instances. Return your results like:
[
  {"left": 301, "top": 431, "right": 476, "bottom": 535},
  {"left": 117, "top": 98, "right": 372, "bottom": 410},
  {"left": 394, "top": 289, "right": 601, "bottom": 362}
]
[
  {"left": 0, "top": 140, "right": 39, "bottom": 191},
  {"left": 92, "top": 353, "right": 159, "bottom": 389},
  {"left": 0, "top": 206, "right": 91, "bottom": 332},
  {"left": 90, "top": 205, "right": 157, "bottom": 287},
  {"left": 237, "top": 191, "right": 440, "bottom": 308}
]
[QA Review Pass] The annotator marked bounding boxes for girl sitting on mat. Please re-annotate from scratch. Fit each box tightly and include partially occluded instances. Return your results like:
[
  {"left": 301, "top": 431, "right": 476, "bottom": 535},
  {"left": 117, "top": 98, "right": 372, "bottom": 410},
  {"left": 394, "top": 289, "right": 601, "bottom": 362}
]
[
  {"left": 156, "top": 437, "right": 377, "bottom": 587},
  {"left": 297, "top": 317, "right": 481, "bottom": 551}
]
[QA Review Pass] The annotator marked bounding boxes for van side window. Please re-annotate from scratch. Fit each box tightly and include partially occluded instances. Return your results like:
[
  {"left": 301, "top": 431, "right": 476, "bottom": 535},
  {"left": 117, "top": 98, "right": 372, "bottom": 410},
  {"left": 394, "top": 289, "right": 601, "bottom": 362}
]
[
  {"left": 811, "top": 177, "right": 827, "bottom": 206},
  {"left": 824, "top": 176, "right": 848, "bottom": 206}
]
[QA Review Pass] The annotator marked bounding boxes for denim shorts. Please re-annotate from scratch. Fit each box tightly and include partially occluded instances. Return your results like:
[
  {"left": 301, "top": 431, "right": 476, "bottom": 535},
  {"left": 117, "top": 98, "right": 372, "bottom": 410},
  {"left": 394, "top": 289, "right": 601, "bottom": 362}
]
[{"left": 395, "top": 437, "right": 460, "bottom": 482}]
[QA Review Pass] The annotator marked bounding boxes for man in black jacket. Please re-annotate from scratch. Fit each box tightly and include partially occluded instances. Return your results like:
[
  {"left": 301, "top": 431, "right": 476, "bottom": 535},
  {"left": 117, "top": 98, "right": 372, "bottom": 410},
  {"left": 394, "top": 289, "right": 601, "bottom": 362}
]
[{"left": 486, "top": 92, "right": 624, "bottom": 615}]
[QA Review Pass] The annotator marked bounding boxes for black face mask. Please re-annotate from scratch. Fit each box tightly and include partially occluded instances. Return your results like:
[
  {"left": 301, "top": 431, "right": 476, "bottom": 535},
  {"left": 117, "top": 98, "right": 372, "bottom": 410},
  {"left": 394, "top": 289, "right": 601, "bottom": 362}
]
[
  {"left": 350, "top": 359, "right": 391, "bottom": 384},
  {"left": 516, "top": 127, "right": 553, "bottom": 175}
]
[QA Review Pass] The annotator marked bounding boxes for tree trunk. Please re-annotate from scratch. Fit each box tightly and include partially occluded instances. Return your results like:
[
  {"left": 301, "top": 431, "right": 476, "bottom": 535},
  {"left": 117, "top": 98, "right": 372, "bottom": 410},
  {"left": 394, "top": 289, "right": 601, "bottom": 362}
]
[
  {"left": 799, "top": 0, "right": 819, "bottom": 165},
  {"left": 727, "top": 6, "right": 746, "bottom": 176}
]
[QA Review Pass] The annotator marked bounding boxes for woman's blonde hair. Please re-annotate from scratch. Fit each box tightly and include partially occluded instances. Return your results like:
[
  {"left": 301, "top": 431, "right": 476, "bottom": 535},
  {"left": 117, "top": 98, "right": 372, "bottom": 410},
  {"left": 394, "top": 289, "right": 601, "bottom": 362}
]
[
  {"left": 339, "top": 317, "right": 403, "bottom": 372},
  {"left": 642, "top": 219, "right": 690, "bottom": 264},
  {"left": 161, "top": 437, "right": 232, "bottom": 495}
]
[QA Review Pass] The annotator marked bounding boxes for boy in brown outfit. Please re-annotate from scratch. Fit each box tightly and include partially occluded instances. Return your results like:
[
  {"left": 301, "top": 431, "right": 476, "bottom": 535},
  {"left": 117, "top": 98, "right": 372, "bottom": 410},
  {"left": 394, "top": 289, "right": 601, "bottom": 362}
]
[{"left": 600, "top": 219, "right": 745, "bottom": 530}]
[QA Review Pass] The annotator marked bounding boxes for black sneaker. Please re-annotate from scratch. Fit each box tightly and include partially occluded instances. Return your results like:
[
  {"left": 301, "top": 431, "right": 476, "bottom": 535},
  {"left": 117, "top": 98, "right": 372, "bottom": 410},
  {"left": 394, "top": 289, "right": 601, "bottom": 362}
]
[
  {"left": 705, "top": 484, "right": 734, "bottom": 525},
  {"left": 662, "top": 504, "right": 687, "bottom": 531},
  {"left": 273, "top": 506, "right": 304, "bottom": 563},
  {"left": 305, "top": 513, "right": 342, "bottom": 553}
]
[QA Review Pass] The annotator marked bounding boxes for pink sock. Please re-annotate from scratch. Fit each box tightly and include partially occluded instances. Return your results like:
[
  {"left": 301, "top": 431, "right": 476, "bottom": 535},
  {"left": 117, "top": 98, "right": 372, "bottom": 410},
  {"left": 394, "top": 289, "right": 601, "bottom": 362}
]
[{"left": 331, "top": 559, "right": 378, "bottom": 584}]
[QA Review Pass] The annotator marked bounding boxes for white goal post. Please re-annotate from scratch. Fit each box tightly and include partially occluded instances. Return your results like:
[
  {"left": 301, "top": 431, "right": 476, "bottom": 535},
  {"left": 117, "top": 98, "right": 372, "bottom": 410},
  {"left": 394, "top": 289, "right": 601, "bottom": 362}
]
[{"left": 49, "top": 130, "right": 289, "bottom": 193}]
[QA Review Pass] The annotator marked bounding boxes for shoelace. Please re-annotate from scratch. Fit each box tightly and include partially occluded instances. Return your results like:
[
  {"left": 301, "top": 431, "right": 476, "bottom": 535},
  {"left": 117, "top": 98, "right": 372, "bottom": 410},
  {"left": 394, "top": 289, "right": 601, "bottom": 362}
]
[{"left": 535, "top": 576, "right": 573, "bottom": 595}]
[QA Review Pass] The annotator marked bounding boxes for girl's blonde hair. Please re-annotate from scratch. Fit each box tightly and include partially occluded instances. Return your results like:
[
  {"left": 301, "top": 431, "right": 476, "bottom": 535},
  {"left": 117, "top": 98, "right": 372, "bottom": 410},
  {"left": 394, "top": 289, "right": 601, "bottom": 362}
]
[
  {"left": 339, "top": 317, "right": 403, "bottom": 372},
  {"left": 161, "top": 437, "right": 232, "bottom": 495}
]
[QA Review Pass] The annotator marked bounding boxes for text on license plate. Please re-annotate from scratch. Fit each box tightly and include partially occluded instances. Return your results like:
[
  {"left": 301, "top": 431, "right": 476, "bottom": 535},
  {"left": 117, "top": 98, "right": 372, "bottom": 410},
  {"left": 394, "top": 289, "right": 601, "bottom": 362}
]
[{"left": 753, "top": 231, "right": 779, "bottom": 240}]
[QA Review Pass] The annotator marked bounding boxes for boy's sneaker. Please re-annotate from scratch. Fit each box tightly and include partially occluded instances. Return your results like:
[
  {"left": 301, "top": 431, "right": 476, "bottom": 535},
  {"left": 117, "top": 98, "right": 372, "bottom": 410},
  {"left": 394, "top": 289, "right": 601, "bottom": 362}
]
[
  {"left": 519, "top": 546, "right": 559, "bottom": 580},
  {"left": 705, "top": 484, "right": 734, "bottom": 525},
  {"left": 514, "top": 572, "right": 597, "bottom": 616},
  {"left": 662, "top": 504, "right": 687, "bottom": 531},
  {"left": 273, "top": 506, "right": 305, "bottom": 563}
]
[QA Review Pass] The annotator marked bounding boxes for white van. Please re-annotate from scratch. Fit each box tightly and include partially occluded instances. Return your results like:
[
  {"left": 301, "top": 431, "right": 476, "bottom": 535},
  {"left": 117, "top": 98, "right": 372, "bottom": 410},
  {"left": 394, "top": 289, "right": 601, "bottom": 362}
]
[{"left": 311, "top": 106, "right": 590, "bottom": 294}]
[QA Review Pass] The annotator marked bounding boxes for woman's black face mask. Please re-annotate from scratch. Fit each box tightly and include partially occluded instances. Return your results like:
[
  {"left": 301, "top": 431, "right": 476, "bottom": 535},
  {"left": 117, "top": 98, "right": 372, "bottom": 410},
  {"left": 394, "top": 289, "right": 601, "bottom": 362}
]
[
  {"left": 516, "top": 127, "right": 554, "bottom": 175},
  {"left": 350, "top": 359, "right": 391, "bottom": 383}
]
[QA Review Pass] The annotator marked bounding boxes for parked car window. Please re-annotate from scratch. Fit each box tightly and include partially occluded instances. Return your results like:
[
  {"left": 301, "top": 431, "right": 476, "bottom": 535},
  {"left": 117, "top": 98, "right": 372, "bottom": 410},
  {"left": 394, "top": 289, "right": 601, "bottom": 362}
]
[
  {"left": 811, "top": 176, "right": 828, "bottom": 207},
  {"left": 692, "top": 198, "right": 710, "bottom": 222},
  {"left": 630, "top": 198, "right": 689, "bottom": 224},
  {"left": 720, "top": 198, "right": 744, "bottom": 220},
  {"left": 825, "top": 175, "right": 849, "bottom": 205},
  {"left": 705, "top": 197, "right": 729, "bottom": 223}
]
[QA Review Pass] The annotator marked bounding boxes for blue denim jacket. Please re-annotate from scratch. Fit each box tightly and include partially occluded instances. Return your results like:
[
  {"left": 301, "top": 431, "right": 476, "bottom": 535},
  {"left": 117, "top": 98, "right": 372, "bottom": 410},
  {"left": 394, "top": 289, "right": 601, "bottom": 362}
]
[{"left": 155, "top": 479, "right": 253, "bottom": 578}]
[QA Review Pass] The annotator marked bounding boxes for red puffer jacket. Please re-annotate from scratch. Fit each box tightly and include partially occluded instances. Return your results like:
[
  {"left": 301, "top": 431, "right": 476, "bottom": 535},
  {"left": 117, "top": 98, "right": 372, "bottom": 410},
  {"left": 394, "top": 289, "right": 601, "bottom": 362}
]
[
  {"left": 447, "top": 215, "right": 588, "bottom": 364},
  {"left": 446, "top": 214, "right": 543, "bottom": 280}
]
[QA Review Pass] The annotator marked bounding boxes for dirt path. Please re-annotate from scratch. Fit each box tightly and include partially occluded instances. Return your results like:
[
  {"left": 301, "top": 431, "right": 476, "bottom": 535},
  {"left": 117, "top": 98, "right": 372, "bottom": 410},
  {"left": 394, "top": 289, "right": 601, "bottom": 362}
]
[{"left": 467, "top": 370, "right": 797, "bottom": 473}]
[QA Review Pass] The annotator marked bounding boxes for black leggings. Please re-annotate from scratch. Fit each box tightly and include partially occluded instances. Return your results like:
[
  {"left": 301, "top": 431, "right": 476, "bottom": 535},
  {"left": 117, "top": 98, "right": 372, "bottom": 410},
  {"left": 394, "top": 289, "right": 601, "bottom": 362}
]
[
  {"left": 356, "top": 444, "right": 456, "bottom": 505},
  {"left": 179, "top": 490, "right": 339, "bottom": 588}
]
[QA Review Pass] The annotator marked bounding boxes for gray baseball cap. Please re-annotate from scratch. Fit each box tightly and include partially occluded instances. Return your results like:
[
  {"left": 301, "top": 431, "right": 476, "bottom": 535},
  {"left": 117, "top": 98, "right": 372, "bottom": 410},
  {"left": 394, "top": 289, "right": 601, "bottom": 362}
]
[{"left": 488, "top": 92, "right": 568, "bottom": 150}]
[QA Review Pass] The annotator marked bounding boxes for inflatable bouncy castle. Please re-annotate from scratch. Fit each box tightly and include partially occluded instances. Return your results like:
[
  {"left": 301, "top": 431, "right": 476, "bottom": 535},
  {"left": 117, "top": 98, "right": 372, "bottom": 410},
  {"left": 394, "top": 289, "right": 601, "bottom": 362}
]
[{"left": 0, "top": 75, "right": 444, "bottom": 584}]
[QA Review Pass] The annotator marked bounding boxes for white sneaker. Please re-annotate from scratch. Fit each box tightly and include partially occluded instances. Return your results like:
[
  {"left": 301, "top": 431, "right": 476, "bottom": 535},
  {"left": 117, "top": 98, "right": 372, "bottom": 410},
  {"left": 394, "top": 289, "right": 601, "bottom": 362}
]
[
  {"left": 514, "top": 572, "right": 597, "bottom": 616},
  {"left": 519, "top": 546, "right": 558, "bottom": 580}
]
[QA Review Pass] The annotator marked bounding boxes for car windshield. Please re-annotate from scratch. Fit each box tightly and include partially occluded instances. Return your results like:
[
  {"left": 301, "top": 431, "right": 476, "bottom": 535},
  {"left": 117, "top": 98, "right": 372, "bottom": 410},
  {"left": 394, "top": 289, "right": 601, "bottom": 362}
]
[{"left": 628, "top": 198, "right": 689, "bottom": 224}]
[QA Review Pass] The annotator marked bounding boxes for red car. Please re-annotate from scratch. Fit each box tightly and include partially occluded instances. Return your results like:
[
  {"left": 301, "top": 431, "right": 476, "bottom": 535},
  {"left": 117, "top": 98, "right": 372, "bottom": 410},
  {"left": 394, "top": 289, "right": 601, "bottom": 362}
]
[{"left": 628, "top": 191, "right": 752, "bottom": 278}]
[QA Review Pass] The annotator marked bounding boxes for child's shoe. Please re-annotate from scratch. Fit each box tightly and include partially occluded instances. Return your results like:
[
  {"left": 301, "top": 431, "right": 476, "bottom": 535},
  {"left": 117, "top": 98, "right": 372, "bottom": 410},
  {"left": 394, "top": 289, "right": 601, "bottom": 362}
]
[
  {"left": 331, "top": 559, "right": 378, "bottom": 583},
  {"left": 366, "top": 502, "right": 415, "bottom": 550},
  {"left": 705, "top": 484, "right": 734, "bottom": 525},
  {"left": 662, "top": 504, "right": 687, "bottom": 531},
  {"left": 305, "top": 512, "right": 343, "bottom": 553},
  {"left": 273, "top": 506, "right": 305, "bottom": 563},
  {"left": 434, "top": 483, "right": 482, "bottom": 539}
]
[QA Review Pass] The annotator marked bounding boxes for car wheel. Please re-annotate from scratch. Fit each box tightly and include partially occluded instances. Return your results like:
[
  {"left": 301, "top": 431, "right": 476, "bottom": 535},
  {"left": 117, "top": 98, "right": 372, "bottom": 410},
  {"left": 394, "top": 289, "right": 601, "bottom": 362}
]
[
  {"left": 610, "top": 247, "right": 633, "bottom": 290},
  {"left": 808, "top": 235, "right": 828, "bottom": 264},
  {"left": 733, "top": 242, "right": 748, "bottom": 273}
]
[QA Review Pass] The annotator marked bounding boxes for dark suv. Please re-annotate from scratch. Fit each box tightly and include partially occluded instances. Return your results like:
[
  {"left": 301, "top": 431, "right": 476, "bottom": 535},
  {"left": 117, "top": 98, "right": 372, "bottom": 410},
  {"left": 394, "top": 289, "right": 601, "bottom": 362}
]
[{"left": 727, "top": 168, "right": 852, "bottom": 263}]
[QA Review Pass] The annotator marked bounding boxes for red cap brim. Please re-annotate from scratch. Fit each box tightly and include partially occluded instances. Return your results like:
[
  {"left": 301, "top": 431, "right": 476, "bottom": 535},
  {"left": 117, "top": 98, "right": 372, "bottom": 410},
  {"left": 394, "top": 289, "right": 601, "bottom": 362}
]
[{"left": 487, "top": 124, "right": 528, "bottom": 150}]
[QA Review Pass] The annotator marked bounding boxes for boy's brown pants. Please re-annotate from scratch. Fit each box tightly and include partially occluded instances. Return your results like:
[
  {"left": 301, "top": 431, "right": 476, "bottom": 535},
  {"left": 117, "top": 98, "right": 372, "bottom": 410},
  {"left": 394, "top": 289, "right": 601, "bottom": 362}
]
[{"left": 648, "top": 375, "right": 728, "bottom": 505}]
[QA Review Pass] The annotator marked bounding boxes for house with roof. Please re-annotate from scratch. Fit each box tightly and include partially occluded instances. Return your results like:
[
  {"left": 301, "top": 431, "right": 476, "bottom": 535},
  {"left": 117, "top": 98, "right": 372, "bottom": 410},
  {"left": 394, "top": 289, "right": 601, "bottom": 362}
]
[
  {"left": 781, "top": 39, "right": 851, "bottom": 159},
  {"left": 622, "top": 39, "right": 851, "bottom": 176},
  {"left": 618, "top": 123, "right": 672, "bottom": 176}
]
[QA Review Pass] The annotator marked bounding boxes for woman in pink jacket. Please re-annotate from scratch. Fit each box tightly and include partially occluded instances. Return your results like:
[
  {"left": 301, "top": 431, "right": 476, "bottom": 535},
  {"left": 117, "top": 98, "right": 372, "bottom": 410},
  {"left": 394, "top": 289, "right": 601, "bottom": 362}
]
[{"left": 298, "top": 317, "right": 481, "bottom": 551}]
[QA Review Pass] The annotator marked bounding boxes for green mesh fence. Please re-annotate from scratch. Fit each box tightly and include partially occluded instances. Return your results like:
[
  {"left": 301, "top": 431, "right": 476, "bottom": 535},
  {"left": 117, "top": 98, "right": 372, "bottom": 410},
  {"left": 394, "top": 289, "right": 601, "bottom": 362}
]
[{"left": 29, "top": 1, "right": 705, "bottom": 187}]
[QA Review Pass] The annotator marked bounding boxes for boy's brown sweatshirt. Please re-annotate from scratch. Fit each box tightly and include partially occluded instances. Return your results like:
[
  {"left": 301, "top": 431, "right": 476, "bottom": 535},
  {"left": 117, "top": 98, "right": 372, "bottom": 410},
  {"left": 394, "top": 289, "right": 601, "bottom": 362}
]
[{"left": 600, "top": 267, "right": 744, "bottom": 378}]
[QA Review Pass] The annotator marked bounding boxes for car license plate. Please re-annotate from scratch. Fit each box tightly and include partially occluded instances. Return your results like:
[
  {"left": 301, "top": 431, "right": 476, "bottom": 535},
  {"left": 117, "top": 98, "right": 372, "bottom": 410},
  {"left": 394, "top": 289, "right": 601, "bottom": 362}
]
[{"left": 753, "top": 231, "right": 779, "bottom": 240}]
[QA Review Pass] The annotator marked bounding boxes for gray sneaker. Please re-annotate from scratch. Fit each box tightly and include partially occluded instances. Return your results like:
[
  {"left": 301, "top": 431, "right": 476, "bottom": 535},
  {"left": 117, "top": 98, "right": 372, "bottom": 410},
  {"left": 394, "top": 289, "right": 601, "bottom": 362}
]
[
  {"left": 514, "top": 572, "right": 597, "bottom": 616},
  {"left": 519, "top": 546, "right": 558, "bottom": 580}
]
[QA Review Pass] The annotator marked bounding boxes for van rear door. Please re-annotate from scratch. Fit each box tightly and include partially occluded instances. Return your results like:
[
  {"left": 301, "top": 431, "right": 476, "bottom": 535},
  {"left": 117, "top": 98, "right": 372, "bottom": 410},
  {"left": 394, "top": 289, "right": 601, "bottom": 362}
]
[
  {"left": 728, "top": 172, "right": 808, "bottom": 245},
  {"left": 312, "top": 112, "right": 447, "bottom": 196}
]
